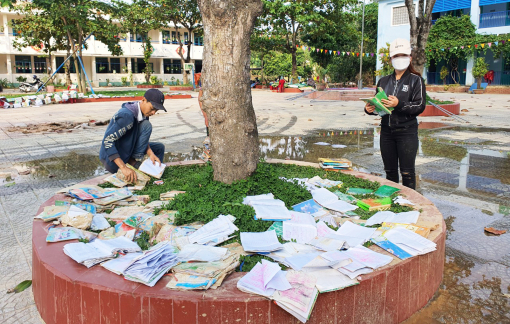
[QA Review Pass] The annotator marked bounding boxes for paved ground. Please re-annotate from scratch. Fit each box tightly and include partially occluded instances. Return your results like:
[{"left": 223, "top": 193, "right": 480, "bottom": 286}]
[{"left": 0, "top": 89, "right": 509, "bottom": 323}]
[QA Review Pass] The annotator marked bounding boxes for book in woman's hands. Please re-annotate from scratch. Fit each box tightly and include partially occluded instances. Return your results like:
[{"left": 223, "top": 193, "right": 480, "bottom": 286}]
[
  {"left": 361, "top": 87, "right": 394, "bottom": 116},
  {"left": 138, "top": 159, "right": 166, "bottom": 179}
]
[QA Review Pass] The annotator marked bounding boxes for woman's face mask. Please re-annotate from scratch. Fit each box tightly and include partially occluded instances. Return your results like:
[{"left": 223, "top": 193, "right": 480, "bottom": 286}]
[{"left": 392, "top": 56, "right": 411, "bottom": 71}]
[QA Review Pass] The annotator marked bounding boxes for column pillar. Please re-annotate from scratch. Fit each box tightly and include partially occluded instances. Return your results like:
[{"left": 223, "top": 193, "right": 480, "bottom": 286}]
[
  {"left": 465, "top": 56, "right": 475, "bottom": 86},
  {"left": 6, "top": 54, "right": 12, "bottom": 83},
  {"left": 160, "top": 58, "right": 164, "bottom": 80},
  {"left": 471, "top": 0, "right": 480, "bottom": 29},
  {"left": 91, "top": 56, "right": 97, "bottom": 87}
]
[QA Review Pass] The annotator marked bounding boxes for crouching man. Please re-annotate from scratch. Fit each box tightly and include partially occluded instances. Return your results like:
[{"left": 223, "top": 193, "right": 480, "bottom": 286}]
[{"left": 99, "top": 89, "right": 166, "bottom": 182}]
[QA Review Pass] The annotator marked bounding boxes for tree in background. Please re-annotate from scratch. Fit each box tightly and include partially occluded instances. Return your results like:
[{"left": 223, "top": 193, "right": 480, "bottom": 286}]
[
  {"left": 198, "top": 0, "right": 263, "bottom": 183},
  {"left": 31, "top": 0, "right": 123, "bottom": 92},
  {"left": 426, "top": 15, "right": 476, "bottom": 84},
  {"left": 376, "top": 43, "right": 393, "bottom": 77},
  {"left": 12, "top": 2, "right": 67, "bottom": 83},
  {"left": 472, "top": 57, "right": 488, "bottom": 90},
  {"left": 156, "top": 0, "right": 202, "bottom": 85},
  {"left": 260, "top": 0, "right": 326, "bottom": 82},
  {"left": 250, "top": 30, "right": 286, "bottom": 84},
  {"left": 115, "top": 0, "right": 161, "bottom": 83},
  {"left": 404, "top": 0, "right": 436, "bottom": 75}
]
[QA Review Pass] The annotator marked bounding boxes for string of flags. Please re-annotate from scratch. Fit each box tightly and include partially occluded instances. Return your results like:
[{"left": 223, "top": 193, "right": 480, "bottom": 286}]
[
  {"left": 296, "top": 45, "right": 377, "bottom": 57},
  {"left": 294, "top": 38, "right": 510, "bottom": 57},
  {"left": 318, "top": 129, "right": 374, "bottom": 137},
  {"left": 428, "top": 39, "right": 509, "bottom": 53}
]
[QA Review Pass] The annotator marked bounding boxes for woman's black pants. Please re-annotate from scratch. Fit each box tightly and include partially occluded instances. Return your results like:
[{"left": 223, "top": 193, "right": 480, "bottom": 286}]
[{"left": 380, "top": 124, "right": 419, "bottom": 190}]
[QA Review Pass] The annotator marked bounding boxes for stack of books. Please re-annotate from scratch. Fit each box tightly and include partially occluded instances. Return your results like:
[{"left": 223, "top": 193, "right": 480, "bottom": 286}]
[{"left": 318, "top": 158, "right": 352, "bottom": 171}]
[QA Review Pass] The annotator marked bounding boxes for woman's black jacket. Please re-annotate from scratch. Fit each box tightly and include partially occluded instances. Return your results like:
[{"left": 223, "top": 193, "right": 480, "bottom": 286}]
[{"left": 365, "top": 68, "right": 426, "bottom": 128}]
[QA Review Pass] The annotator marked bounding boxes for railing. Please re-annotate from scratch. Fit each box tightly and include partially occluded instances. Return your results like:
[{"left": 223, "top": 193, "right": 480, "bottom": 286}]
[
  {"left": 14, "top": 61, "right": 31, "bottom": 73},
  {"left": 479, "top": 10, "right": 510, "bottom": 28},
  {"left": 33, "top": 62, "right": 47, "bottom": 73},
  {"left": 163, "top": 64, "right": 182, "bottom": 74},
  {"left": 426, "top": 71, "right": 466, "bottom": 85},
  {"left": 109, "top": 63, "right": 128, "bottom": 73}
]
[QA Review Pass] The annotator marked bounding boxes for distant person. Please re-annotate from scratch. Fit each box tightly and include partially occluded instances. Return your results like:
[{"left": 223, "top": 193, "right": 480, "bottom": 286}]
[
  {"left": 364, "top": 38, "right": 426, "bottom": 190},
  {"left": 99, "top": 89, "right": 167, "bottom": 183},
  {"left": 278, "top": 77, "right": 285, "bottom": 93}
]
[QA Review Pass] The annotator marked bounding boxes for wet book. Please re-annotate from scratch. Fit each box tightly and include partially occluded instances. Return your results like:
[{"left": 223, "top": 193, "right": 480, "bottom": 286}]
[{"left": 360, "top": 87, "right": 393, "bottom": 116}]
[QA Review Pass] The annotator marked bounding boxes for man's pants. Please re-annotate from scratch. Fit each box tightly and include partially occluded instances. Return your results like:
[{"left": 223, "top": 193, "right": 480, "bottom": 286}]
[
  {"left": 103, "top": 120, "right": 165, "bottom": 173},
  {"left": 380, "top": 124, "right": 419, "bottom": 190}
]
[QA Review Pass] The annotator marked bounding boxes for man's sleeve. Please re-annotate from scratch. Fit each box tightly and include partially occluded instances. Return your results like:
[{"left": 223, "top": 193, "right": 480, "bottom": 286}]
[
  {"left": 394, "top": 76, "right": 426, "bottom": 116},
  {"left": 102, "top": 112, "right": 132, "bottom": 162}
]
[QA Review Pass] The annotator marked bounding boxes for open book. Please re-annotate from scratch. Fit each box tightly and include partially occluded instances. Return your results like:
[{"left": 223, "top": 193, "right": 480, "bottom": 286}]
[
  {"left": 361, "top": 87, "right": 394, "bottom": 116},
  {"left": 139, "top": 158, "right": 166, "bottom": 179}
]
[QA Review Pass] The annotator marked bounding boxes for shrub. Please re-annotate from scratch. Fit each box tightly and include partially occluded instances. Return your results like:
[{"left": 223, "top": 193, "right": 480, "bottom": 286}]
[
  {"left": 121, "top": 76, "right": 128, "bottom": 86},
  {"left": 472, "top": 57, "right": 489, "bottom": 90}
]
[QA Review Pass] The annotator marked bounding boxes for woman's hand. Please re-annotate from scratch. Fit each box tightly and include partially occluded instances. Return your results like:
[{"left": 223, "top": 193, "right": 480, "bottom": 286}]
[
  {"left": 365, "top": 103, "right": 375, "bottom": 114},
  {"left": 381, "top": 95, "right": 399, "bottom": 108}
]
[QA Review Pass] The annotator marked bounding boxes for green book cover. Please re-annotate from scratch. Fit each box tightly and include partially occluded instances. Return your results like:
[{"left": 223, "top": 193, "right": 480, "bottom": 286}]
[
  {"left": 361, "top": 87, "right": 394, "bottom": 116},
  {"left": 346, "top": 188, "right": 374, "bottom": 195},
  {"left": 374, "top": 185, "right": 400, "bottom": 197},
  {"left": 357, "top": 197, "right": 393, "bottom": 211}
]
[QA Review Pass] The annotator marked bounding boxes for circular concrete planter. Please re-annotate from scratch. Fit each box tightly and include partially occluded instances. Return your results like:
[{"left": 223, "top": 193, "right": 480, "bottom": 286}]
[
  {"left": 32, "top": 159, "right": 445, "bottom": 324},
  {"left": 136, "top": 84, "right": 163, "bottom": 89},
  {"left": 169, "top": 86, "right": 193, "bottom": 91},
  {"left": 421, "top": 102, "right": 460, "bottom": 117}
]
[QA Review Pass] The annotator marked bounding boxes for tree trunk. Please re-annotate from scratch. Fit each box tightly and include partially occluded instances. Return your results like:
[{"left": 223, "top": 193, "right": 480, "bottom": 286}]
[
  {"left": 197, "top": 0, "right": 262, "bottom": 184},
  {"left": 291, "top": 48, "right": 297, "bottom": 84},
  {"left": 477, "top": 77, "right": 481, "bottom": 89},
  {"left": 405, "top": 0, "right": 435, "bottom": 75},
  {"left": 65, "top": 46, "right": 72, "bottom": 86}
]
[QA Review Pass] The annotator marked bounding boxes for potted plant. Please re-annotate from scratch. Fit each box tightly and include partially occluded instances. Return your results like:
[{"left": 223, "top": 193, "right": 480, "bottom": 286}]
[
  {"left": 472, "top": 57, "right": 488, "bottom": 94},
  {"left": 121, "top": 76, "right": 128, "bottom": 86}
]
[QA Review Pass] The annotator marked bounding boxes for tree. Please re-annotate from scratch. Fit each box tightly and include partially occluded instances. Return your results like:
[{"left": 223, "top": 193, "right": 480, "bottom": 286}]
[
  {"left": 261, "top": 0, "right": 326, "bottom": 82},
  {"left": 250, "top": 28, "right": 287, "bottom": 84},
  {"left": 32, "top": 0, "right": 124, "bottom": 92},
  {"left": 115, "top": 0, "right": 162, "bottom": 83},
  {"left": 197, "top": 0, "right": 263, "bottom": 183},
  {"left": 404, "top": 0, "right": 436, "bottom": 75},
  {"left": 472, "top": 57, "right": 488, "bottom": 90},
  {"left": 157, "top": 0, "right": 202, "bottom": 85},
  {"left": 12, "top": 3, "right": 67, "bottom": 82}
]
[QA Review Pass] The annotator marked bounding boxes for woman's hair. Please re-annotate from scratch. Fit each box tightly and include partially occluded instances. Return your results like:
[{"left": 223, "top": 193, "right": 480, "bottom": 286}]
[{"left": 407, "top": 61, "right": 421, "bottom": 77}]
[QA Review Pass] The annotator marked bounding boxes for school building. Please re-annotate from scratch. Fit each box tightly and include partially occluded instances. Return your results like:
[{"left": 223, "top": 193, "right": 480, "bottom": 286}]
[
  {"left": 0, "top": 7, "right": 204, "bottom": 87},
  {"left": 377, "top": 0, "right": 510, "bottom": 86}
]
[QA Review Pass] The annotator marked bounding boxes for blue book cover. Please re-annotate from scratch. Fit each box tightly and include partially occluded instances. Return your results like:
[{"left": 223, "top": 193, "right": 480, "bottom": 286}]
[
  {"left": 372, "top": 238, "right": 413, "bottom": 260},
  {"left": 292, "top": 199, "right": 323, "bottom": 214}
]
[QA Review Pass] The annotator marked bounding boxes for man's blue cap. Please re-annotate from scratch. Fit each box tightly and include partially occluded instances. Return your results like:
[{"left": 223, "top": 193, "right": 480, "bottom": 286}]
[{"left": 144, "top": 89, "right": 167, "bottom": 112}]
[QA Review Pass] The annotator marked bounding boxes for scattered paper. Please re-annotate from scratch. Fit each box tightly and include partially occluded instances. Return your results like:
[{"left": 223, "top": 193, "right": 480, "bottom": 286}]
[
  {"left": 178, "top": 244, "right": 228, "bottom": 262},
  {"left": 312, "top": 188, "right": 357, "bottom": 212},
  {"left": 282, "top": 212, "right": 317, "bottom": 244},
  {"left": 241, "top": 230, "right": 283, "bottom": 252}
]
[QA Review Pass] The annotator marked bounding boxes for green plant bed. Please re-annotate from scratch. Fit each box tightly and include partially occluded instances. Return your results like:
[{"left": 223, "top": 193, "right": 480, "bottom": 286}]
[
  {"left": 426, "top": 94, "right": 454, "bottom": 105},
  {"left": 101, "top": 162, "right": 416, "bottom": 271}
]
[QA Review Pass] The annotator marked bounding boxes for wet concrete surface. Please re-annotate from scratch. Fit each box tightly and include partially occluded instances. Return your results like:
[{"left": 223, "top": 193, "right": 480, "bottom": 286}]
[{"left": 1, "top": 106, "right": 510, "bottom": 322}]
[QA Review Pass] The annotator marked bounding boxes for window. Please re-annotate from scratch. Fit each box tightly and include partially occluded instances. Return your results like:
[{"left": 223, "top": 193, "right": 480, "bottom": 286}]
[
  {"left": 162, "top": 30, "right": 171, "bottom": 44},
  {"left": 132, "top": 58, "right": 153, "bottom": 74},
  {"left": 171, "top": 31, "right": 178, "bottom": 44},
  {"left": 392, "top": 6, "right": 409, "bottom": 26},
  {"left": 163, "top": 59, "right": 181, "bottom": 74},
  {"left": 96, "top": 57, "right": 109, "bottom": 73},
  {"left": 184, "top": 32, "right": 189, "bottom": 44},
  {"left": 56, "top": 57, "right": 76, "bottom": 73},
  {"left": 110, "top": 57, "right": 122, "bottom": 73},
  {"left": 194, "top": 35, "right": 204, "bottom": 46},
  {"left": 34, "top": 56, "right": 47, "bottom": 73},
  {"left": 15, "top": 55, "right": 31, "bottom": 73}
]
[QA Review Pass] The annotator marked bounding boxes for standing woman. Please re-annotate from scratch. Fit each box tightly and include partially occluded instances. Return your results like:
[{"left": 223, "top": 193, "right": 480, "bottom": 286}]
[
  {"left": 364, "top": 39, "right": 426, "bottom": 190},
  {"left": 278, "top": 76, "right": 286, "bottom": 93}
]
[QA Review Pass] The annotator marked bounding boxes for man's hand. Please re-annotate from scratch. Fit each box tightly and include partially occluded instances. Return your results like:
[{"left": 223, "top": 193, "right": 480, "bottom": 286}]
[
  {"left": 120, "top": 165, "right": 137, "bottom": 183},
  {"left": 381, "top": 95, "right": 399, "bottom": 108},
  {"left": 148, "top": 151, "right": 161, "bottom": 166},
  {"left": 365, "top": 103, "right": 376, "bottom": 114}
]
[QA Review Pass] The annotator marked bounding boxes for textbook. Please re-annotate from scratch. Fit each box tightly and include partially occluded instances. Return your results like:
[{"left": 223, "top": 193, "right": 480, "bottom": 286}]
[
  {"left": 139, "top": 159, "right": 166, "bottom": 179},
  {"left": 357, "top": 197, "right": 393, "bottom": 211},
  {"left": 318, "top": 158, "right": 352, "bottom": 170},
  {"left": 360, "top": 87, "right": 394, "bottom": 116}
]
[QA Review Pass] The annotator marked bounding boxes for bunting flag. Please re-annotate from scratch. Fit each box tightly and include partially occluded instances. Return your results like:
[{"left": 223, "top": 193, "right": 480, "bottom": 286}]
[
  {"left": 325, "top": 49, "right": 328, "bottom": 53},
  {"left": 316, "top": 48, "right": 319, "bottom": 52},
  {"left": 481, "top": 43, "right": 485, "bottom": 48},
  {"left": 321, "top": 49, "right": 323, "bottom": 53},
  {"left": 347, "top": 52, "right": 350, "bottom": 56},
  {"left": 461, "top": 46, "right": 464, "bottom": 49},
  {"left": 488, "top": 42, "right": 492, "bottom": 47},
  {"left": 495, "top": 41, "right": 499, "bottom": 46},
  {"left": 475, "top": 44, "right": 478, "bottom": 48}
]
